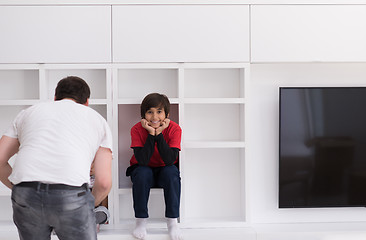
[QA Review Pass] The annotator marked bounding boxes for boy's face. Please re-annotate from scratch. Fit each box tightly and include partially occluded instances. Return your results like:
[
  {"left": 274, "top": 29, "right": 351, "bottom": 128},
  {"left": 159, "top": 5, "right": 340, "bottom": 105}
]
[{"left": 144, "top": 107, "right": 167, "bottom": 129}]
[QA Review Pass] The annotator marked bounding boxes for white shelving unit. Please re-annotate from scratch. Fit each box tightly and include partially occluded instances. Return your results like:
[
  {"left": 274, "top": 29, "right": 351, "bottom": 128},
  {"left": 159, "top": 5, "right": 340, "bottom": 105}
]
[
  {"left": 0, "top": 63, "right": 114, "bottom": 223},
  {"left": 113, "top": 63, "right": 249, "bottom": 228},
  {"left": 0, "top": 62, "right": 248, "bottom": 229}
]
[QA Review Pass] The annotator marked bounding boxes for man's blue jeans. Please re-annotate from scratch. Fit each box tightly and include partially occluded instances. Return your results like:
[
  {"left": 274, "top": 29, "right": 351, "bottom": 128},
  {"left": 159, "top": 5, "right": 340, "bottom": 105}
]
[{"left": 11, "top": 183, "right": 96, "bottom": 240}]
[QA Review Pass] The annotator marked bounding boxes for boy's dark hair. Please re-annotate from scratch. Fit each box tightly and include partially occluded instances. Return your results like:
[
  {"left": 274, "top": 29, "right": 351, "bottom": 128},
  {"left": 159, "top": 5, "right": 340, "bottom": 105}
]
[
  {"left": 140, "top": 93, "right": 170, "bottom": 118},
  {"left": 54, "top": 76, "right": 91, "bottom": 104}
]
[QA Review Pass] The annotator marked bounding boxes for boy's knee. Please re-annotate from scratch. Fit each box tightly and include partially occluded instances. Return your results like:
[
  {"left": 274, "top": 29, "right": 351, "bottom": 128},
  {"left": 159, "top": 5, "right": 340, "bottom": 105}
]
[
  {"left": 160, "top": 166, "right": 180, "bottom": 182},
  {"left": 132, "top": 166, "right": 153, "bottom": 182}
]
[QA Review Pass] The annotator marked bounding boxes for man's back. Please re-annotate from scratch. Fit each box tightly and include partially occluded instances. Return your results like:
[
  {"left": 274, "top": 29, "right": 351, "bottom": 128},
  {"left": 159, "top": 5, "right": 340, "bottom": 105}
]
[
  {"left": 0, "top": 76, "right": 113, "bottom": 240},
  {"left": 7, "top": 99, "right": 112, "bottom": 187}
]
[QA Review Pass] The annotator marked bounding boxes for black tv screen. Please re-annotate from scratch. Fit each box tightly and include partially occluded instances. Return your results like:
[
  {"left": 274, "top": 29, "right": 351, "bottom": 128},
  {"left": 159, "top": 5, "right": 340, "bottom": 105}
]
[{"left": 279, "top": 87, "right": 366, "bottom": 208}]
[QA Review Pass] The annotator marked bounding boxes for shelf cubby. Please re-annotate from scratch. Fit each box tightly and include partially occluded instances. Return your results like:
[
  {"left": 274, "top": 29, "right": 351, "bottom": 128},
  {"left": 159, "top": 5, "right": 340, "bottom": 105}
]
[
  {"left": 117, "top": 68, "right": 178, "bottom": 100},
  {"left": 45, "top": 68, "right": 108, "bottom": 100},
  {"left": 183, "top": 148, "right": 245, "bottom": 222},
  {"left": 0, "top": 70, "right": 39, "bottom": 100},
  {"left": 184, "top": 68, "right": 244, "bottom": 99},
  {"left": 184, "top": 103, "right": 244, "bottom": 142}
]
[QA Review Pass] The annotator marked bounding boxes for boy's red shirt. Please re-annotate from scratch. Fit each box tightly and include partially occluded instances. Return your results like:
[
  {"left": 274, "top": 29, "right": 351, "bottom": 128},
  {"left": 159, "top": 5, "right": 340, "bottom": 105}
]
[{"left": 129, "top": 120, "right": 182, "bottom": 167}]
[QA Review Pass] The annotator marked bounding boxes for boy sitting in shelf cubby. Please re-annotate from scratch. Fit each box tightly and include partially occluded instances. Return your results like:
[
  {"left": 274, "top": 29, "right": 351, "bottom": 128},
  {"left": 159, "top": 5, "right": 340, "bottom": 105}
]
[{"left": 126, "top": 93, "right": 182, "bottom": 240}]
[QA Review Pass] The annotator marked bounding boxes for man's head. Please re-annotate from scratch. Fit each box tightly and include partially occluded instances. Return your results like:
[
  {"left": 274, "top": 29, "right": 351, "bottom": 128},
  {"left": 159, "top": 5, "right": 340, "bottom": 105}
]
[
  {"left": 54, "top": 76, "right": 90, "bottom": 104},
  {"left": 140, "top": 93, "right": 170, "bottom": 119}
]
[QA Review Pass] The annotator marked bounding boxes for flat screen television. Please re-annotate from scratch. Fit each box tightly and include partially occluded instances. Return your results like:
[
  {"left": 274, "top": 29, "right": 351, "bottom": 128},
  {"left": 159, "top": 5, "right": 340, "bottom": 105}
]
[{"left": 279, "top": 87, "right": 366, "bottom": 208}]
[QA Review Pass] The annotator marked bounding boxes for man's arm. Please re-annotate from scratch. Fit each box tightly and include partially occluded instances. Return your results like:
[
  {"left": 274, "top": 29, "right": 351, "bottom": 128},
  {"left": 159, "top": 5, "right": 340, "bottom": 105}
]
[
  {"left": 0, "top": 136, "right": 19, "bottom": 189},
  {"left": 92, "top": 146, "right": 112, "bottom": 207}
]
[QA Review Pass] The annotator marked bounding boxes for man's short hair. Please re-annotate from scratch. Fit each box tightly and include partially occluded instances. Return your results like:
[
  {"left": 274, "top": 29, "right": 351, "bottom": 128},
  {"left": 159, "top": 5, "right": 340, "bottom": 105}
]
[
  {"left": 55, "top": 76, "right": 91, "bottom": 104},
  {"left": 140, "top": 93, "right": 170, "bottom": 118}
]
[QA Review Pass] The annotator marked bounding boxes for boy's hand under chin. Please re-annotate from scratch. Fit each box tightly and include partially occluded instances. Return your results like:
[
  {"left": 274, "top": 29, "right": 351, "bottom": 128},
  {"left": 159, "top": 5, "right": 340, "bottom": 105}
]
[
  {"left": 155, "top": 118, "right": 170, "bottom": 135},
  {"left": 141, "top": 119, "right": 156, "bottom": 135}
]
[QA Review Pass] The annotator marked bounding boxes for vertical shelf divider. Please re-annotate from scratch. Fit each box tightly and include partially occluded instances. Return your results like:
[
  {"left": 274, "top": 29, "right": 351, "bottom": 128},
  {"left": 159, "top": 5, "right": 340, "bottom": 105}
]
[
  {"left": 104, "top": 65, "right": 115, "bottom": 225},
  {"left": 178, "top": 64, "right": 186, "bottom": 223},
  {"left": 39, "top": 64, "right": 47, "bottom": 101},
  {"left": 111, "top": 66, "right": 120, "bottom": 225},
  {"left": 242, "top": 65, "right": 249, "bottom": 223}
]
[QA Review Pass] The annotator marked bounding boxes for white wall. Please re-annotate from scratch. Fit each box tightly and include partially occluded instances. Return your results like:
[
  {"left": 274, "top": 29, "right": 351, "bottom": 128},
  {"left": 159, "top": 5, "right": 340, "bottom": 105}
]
[{"left": 249, "top": 63, "right": 366, "bottom": 224}]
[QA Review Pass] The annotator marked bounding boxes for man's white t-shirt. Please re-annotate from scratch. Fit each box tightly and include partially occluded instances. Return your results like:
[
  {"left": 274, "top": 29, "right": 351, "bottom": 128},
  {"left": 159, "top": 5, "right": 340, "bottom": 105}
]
[{"left": 4, "top": 99, "right": 113, "bottom": 186}]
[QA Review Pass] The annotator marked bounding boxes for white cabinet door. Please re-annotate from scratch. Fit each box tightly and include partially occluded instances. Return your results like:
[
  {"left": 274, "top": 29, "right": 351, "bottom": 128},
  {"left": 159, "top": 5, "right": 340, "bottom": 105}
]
[
  {"left": 251, "top": 5, "right": 366, "bottom": 62},
  {"left": 0, "top": 6, "right": 111, "bottom": 63},
  {"left": 112, "top": 5, "right": 250, "bottom": 62}
]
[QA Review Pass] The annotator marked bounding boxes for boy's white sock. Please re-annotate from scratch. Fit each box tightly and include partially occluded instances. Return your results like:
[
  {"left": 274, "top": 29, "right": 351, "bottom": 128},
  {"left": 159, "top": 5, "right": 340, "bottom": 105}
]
[
  {"left": 167, "top": 218, "right": 183, "bottom": 240},
  {"left": 133, "top": 218, "right": 147, "bottom": 239}
]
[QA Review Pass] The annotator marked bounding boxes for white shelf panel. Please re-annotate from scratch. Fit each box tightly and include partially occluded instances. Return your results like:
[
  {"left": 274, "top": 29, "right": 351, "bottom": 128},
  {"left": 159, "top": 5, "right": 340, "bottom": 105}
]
[
  {"left": 0, "top": 6, "right": 111, "bottom": 63},
  {"left": 117, "top": 98, "right": 179, "bottom": 105},
  {"left": 43, "top": 63, "right": 111, "bottom": 69},
  {"left": 251, "top": 5, "right": 366, "bottom": 62},
  {"left": 112, "top": 5, "right": 249, "bottom": 62},
  {"left": 183, "top": 98, "right": 245, "bottom": 104},
  {"left": 0, "top": 64, "right": 39, "bottom": 70},
  {"left": 89, "top": 99, "right": 108, "bottom": 105},
  {"left": 183, "top": 141, "right": 245, "bottom": 148},
  {"left": 3, "top": 0, "right": 366, "bottom": 5},
  {"left": 0, "top": 100, "right": 39, "bottom": 106},
  {"left": 114, "top": 63, "right": 180, "bottom": 69},
  {"left": 183, "top": 62, "right": 249, "bottom": 69}
]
